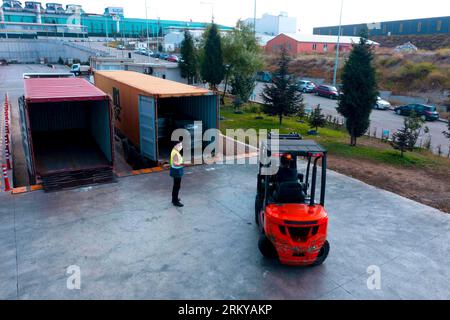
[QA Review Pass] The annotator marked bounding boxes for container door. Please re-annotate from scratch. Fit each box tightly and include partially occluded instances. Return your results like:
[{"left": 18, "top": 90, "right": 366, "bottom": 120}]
[
  {"left": 18, "top": 96, "right": 36, "bottom": 180},
  {"left": 138, "top": 95, "right": 157, "bottom": 162}
]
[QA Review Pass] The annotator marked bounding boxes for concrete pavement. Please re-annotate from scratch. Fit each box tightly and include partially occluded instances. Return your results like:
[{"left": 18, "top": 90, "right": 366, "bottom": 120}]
[{"left": 0, "top": 162, "right": 449, "bottom": 300}]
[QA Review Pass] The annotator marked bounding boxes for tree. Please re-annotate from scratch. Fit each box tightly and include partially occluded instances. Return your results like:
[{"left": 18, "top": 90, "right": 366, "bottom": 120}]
[
  {"left": 200, "top": 23, "right": 224, "bottom": 91},
  {"left": 261, "top": 46, "right": 304, "bottom": 125},
  {"left": 179, "top": 30, "right": 198, "bottom": 84},
  {"left": 222, "top": 21, "right": 264, "bottom": 100},
  {"left": 309, "top": 105, "right": 326, "bottom": 132},
  {"left": 391, "top": 111, "right": 425, "bottom": 157},
  {"left": 337, "top": 31, "right": 378, "bottom": 146},
  {"left": 230, "top": 73, "right": 256, "bottom": 110},
  {"left": 443, "top": 120, "right": 450, "bottom": 139}
]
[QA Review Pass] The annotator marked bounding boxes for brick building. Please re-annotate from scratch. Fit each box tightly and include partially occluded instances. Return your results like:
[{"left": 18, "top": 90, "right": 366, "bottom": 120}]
[{"left": 265, "top": 33, "right": 379, "bottom": 55}]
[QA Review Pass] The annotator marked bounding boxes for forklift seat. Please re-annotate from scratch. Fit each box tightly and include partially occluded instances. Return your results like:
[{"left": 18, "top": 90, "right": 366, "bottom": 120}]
[{"left": 273, "top": 181, "right": 306, "bottom": 204}]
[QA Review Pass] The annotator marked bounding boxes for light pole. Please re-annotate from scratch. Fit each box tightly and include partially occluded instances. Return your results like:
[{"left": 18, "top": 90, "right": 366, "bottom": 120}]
[
  {"left": 200, "top": 1, "right": 215, "bottom": 23},
  {"left": 333, "top": 0, "right": 344, "bottom": 88},
  {"left": 253, "top": 0, "right": 257, "bottom": 34},
  {"left": 145, "top": 0, "right": 151, "bottom": 62}
]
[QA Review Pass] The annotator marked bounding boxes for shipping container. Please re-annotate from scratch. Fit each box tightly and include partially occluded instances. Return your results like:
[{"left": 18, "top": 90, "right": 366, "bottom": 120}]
[
  {"left": 93, "top": 71, "right": 219, "bottom": 167},
  {"left": 19, "top": 78, "right": 115, "bottom": 191}
]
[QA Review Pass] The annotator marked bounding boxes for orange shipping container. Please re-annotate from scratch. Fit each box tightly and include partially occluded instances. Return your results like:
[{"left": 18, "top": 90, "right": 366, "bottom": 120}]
[{"left": 94, "top": 71, "right": 219, "bottom": 164}]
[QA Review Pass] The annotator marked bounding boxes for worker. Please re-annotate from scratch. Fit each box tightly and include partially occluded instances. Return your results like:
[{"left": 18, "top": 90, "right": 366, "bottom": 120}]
[
  {"left": 170, "top": 141, "right": 185, "bottom": 207},
  {"left": 276, "top": 155, "right": 298, "bottom": 184}
]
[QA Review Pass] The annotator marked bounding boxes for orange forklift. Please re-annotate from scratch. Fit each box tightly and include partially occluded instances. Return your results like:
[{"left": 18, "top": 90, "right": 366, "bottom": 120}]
[{"left": 255, "top": 133, "right": 330, "bottom": 266}]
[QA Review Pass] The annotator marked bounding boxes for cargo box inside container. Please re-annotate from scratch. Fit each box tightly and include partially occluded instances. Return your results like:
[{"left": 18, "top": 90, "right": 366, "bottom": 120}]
[
  {"left": 27, "top": 100, "right": 113, "bottom": 177},
  {"left": 155, "top": 95, "right": 218, "bottom": 162}
]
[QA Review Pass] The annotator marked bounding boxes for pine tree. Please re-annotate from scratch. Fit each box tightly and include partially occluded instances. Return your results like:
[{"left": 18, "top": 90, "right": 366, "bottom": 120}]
[
  {"left": 391, "top": 111, "right": 425, "bottom": 157},
  {"left": 337, "top": 31, "right": 378, "bottom": 146},
  {"left": 261, "top": 46, "right": 303, "bottom": 126},
  {"left": 179, "top": 30, "right": 198, "bottom": 84},
  {"left": 200, "top": 23, "right": 225, "bottom": 91},
  {"left": 309, "top": 105, "right": 326, "bottom": 132}
]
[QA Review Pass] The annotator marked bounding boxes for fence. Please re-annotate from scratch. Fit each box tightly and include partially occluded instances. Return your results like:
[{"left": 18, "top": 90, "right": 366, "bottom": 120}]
[{"left": 0, "top": 39, "right": 108, "bottom": 63}]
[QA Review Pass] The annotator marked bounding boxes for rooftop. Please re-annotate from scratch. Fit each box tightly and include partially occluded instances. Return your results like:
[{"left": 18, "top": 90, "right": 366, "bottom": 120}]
[
  {"left": 279, "top": 33, "right": 379, "bottom": 45},
  {"left": 94, "top": 71, "right": 212, "bottom": 98},
  {"left": 24, "top": 77, "right": 108, "bottom": 103}
]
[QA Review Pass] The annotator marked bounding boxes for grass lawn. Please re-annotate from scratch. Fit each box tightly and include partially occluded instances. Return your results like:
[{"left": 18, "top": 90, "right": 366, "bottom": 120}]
[{"left": 220, "top": 102, "right": 450, "bottom": 213}]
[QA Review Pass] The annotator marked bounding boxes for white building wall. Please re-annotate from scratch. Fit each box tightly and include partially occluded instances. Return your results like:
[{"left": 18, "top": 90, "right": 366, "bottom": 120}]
[{"left": 245, "top": 12, "right": 297, "bottom": 36}]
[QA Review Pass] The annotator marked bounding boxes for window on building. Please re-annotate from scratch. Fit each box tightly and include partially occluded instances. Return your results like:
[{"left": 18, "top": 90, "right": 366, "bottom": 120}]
[
  {"left": 437, "top": 20, "right": 442, "bottom": 32},
  {"left": 399, "top": 23, "right": 403, "bottom": 33},
  {"left": 353, "top": 27, "right": 357, "bottom": 35},
  {"left": 323, "top": 43, "right": 328, "bottom": 52},
  {"left": 383, "top": 24, "right": 387, "bottom": 34},
  {"left": 312, "top": 44, "right": 317, "bottom": 51},
  {"left": 417, "top": 22, "right": 422, "bottom": 32}
]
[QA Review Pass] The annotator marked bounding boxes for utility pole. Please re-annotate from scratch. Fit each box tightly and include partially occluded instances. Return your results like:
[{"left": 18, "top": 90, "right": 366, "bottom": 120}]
[
  {"left": 333, "top": 0, "right": 344, "bottom": 88},
  {"left": 105, "top": 16, "right": 111, "bottom": 56},
  {"left": 253, "top": 0, "right": 257, "bottom": 34},
  {"left": 145, "top": 0, "right": 151, "bottom": 62},
  {"left": 157, "top": 17, "right": 160, "bottom": 52},
  {"left": 200, "top": 1, "right": 215, "bottom": 23}
]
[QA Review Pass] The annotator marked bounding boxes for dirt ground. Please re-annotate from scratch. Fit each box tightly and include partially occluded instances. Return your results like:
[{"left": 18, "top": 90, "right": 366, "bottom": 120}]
[{"left": 328, "top": 155, "right": 450, "bottom": 214}]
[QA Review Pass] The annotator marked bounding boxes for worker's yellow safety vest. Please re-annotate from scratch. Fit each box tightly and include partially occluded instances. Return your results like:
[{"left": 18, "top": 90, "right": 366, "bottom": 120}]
[{"left": 170, "top": 149, "right": 183, "bottom": 168}]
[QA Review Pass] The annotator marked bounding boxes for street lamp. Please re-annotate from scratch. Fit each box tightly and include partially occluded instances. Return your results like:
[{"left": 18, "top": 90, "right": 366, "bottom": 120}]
[{"left": 333, "top": 0, "right": 344, "bottom": 88}]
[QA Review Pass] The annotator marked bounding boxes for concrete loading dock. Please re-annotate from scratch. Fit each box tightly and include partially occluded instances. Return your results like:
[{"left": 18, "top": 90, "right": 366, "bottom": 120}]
[
  {"left": 19, "top": 78, "right": 114, "bottom": 191},
  {"left": 94, "top": 71, "right": 219, "bottom": 168}
]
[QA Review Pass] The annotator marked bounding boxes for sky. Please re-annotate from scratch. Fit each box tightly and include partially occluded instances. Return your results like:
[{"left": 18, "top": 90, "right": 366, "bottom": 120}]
[{"left": 53, "top": 0, "right": 450, "bottom": 33}]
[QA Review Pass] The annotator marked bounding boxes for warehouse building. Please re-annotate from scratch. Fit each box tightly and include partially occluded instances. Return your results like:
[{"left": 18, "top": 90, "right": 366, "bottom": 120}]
[
  {"left": 0, "top": 1, "right": 231, "bottom": 38},
  {"left": 265, "top": 33, "right": 379, "bottom": 55},
  {"left": 244, "top": 12, "right": 297, "bottom": 36},
  {"left": 314, "top": 16, "right": 450, "bottom": 37}
]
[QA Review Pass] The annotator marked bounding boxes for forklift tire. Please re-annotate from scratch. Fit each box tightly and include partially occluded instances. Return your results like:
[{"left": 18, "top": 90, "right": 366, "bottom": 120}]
[
  {"left": 258, "top": 235, "right": 278, "bottom": 259},
  {"left": 255, "top": 195, "right": 262, "bottom": 225},
  {"left": 312, "top": 240, "right": 330, "bottom": 267}
]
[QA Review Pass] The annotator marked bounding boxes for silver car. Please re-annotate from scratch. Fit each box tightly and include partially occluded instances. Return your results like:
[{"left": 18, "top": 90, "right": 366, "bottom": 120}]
[
  {"left": 298, "top": 80, "right": 316, "bottom": 93},
  {"left": 374, "top": 97, "right": 391, "bottom": 110}
]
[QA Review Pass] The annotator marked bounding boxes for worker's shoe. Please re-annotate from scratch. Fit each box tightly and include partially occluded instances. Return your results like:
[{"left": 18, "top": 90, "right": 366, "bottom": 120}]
[{"left": 172, "top": 201, "right": 184, "bottom": 208}]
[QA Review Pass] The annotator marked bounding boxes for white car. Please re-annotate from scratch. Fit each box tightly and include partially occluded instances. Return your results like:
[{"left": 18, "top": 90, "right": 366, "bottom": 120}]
[{"left": 374, "top": 97, "right": 391, "bottom": 110}]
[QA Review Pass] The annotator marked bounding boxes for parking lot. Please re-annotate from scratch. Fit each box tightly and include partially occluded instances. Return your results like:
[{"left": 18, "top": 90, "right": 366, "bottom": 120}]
[
  {"left": 253, "top": 82, "right": 450, "bottom": 155},
  {"left": 1, "top": 161, "right": 449, "bottom": 299}
]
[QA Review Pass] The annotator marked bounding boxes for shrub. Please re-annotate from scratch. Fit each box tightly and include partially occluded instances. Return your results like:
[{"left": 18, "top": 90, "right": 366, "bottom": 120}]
[
  {"left": 243, "top": 103, "right": 262, "bottom": 114},
  {"left": 398, "top": 62, "right": 436, "bottom": 81}
]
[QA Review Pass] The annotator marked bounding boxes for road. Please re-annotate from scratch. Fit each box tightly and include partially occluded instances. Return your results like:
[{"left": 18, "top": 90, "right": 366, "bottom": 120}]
[
  {"left": 77, "top": 41, "right": 177, "bottom": 65},
  {"left": 252, "top": 82, "right": 450, "bottom": 155}
]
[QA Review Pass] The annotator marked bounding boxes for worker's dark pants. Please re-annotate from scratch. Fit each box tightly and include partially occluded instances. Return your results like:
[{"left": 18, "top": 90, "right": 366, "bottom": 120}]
[{"left": 172, "top": 177, "right": 182, "bottom": 202}]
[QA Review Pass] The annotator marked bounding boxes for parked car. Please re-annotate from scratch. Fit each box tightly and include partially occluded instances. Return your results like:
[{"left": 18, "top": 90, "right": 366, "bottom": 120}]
[
  {"left": 314, "top": 85, "right": 339, "bottom": 99},
  {"left": 134, "top": 48, "right": 147, "bottom": 55},
  {"left": 167, "top": 55, "right": 179, "bottom": 63},
  {"left": 298, "top": 80, "right": 316, "bottom": 93},
  {"left": 151, "top": 52, "right": 161, "bottom": 58},
  {"left": 256, "top": 71, "right": 273, "bottom": 83},
  {"left": 159, "top": 53, "right": 170, "bottom": 60},
  {"left": 374, "top": 97, "right": 392, "bottom": 110},
  {"left": 70, "top": 64, "right": 91, "bottom": 76},
  {"left": 142, "top": 50, "right": 154, "bottom": 56},
  {"left": 117, "top": 45, "right": 125, "bottom": 50},
  {"left": 394, "top": 104, "right": 440, "bottom": 121}
]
